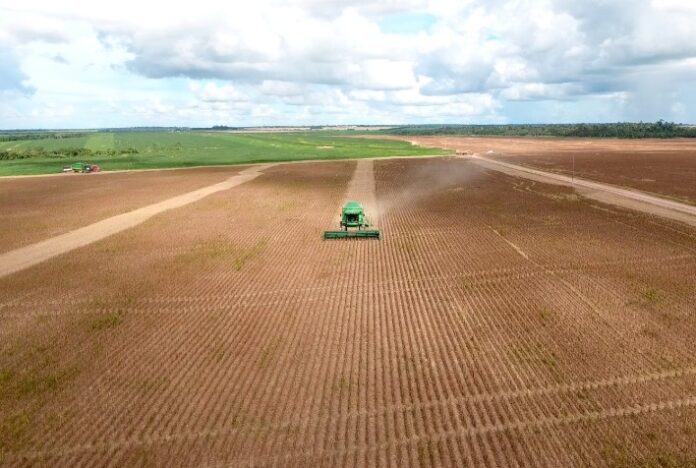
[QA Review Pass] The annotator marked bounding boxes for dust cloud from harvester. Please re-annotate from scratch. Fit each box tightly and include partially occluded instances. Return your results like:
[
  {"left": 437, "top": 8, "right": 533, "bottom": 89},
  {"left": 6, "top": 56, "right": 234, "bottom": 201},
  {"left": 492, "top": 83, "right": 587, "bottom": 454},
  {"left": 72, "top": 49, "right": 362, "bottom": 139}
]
[{"left": 375, "top": 156, "right": 487, "bottom": 219}]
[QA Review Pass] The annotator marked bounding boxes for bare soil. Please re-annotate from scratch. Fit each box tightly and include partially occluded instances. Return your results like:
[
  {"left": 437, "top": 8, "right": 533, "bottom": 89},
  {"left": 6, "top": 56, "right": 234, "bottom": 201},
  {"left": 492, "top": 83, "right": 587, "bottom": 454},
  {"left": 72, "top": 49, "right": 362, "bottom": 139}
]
[
  {"left": 470, "top": 156, "right": 696, "bottom": 228},
  {"left": 394, "top": 136, "right": 696, "bottom": 205},
  {"left": 0, "top": 166, "right": 243, "bottom": 254},
  {"left": 0, "top": 166, "right": 269, "bottom": 279},
  {"left": 1, "top": 157, "right": 695, "bottom": 467}
]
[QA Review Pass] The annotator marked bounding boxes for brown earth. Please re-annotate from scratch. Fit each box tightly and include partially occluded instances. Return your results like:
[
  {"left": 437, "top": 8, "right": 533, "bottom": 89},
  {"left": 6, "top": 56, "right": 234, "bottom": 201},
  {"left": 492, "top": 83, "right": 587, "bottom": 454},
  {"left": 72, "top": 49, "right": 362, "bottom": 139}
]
[
  {"left": 1, "top": 157, "right": 696, "bottom": 467},
  {"left": 390, "top": 136, "right": 696, "bottom": 205},
  {"left": 0, "top": 166, "right": 270, "bottom": 279},
  {"left": 0, "top": 166, "right": 243, "bottom": 254}
]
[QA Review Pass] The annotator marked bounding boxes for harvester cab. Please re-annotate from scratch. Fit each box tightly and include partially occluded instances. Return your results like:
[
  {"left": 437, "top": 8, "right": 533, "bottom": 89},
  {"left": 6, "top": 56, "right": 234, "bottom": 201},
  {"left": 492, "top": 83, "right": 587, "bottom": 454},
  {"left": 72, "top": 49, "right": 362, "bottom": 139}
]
[{"left": 324, "top": 201, "right": 380, "bottom": 239}]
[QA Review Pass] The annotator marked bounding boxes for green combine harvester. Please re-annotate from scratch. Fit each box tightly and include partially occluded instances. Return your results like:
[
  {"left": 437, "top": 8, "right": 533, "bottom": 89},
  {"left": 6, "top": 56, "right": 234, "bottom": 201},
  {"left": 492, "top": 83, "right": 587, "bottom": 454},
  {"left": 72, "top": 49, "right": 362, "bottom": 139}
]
[{"left": 324, "top": 201, "right": 380, "bottom": 239}]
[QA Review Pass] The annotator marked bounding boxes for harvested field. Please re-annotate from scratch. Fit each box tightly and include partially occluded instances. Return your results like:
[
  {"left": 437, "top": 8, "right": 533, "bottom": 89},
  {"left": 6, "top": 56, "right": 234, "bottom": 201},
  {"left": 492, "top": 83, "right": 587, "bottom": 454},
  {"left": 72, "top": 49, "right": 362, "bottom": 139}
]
[
  {"left": 0, "top": 167, "right": 243, "bottom": 253},
  {"left": 395, "top": 136, "right": 696, "bottom": 205},
  {"left": 0, "top": 166, "right": 269, "bottom": 278},
  {"left": 1, "top": 157, "right": 696, "bottom": 467}
]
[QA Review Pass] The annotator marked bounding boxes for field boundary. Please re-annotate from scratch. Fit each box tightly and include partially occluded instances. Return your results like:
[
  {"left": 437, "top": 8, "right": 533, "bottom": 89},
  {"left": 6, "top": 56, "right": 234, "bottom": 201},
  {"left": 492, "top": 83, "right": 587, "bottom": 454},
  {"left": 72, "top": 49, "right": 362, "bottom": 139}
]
[
  {"left": 0, "top": 154, "right": 449, "bottom": 180},
  {"left": 0, "top": 165, "right": 272, "bottom": 278}
]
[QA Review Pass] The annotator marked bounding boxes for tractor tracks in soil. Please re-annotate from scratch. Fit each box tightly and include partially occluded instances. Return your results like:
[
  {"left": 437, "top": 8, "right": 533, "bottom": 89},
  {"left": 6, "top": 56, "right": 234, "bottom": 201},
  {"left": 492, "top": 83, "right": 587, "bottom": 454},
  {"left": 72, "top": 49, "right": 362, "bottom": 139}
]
[
  {"left": 234, "top": 395, "right": 696, "bottom": 468},
  {"left": 8, "top": 366, "right": 696, "bottom": 463},
  {"left": 484, "top": 220, "right": 686, "bottom": 372},
  {"left": 0, "top": 165, "right": 273, "bottom": 279},
  {"left": 487, "top": 226, "right": 529, "bottom": 259},
  {"left": 2, "top": 250, "right": 692, "bottom": 315}
]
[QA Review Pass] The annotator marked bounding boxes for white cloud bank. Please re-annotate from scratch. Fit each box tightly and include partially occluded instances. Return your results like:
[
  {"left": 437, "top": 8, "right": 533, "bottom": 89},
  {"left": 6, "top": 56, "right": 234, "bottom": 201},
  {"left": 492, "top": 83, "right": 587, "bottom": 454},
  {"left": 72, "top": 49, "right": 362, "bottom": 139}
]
[{"left": 1, "top": 0, "right": 696, "bottom": 127}]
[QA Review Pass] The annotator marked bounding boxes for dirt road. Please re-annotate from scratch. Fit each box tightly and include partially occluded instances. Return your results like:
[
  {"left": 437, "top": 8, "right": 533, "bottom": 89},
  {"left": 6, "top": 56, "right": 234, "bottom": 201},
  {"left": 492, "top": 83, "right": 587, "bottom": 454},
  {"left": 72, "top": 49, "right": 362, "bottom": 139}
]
[
  {"left": 469, "top": 155, "right": 696, "bottom": 227},
  {"left": 0, "top": 166, "right": 244, "bottom": 253},
  {"left": 0, "top": 165, "right": 272, "bottom": 279},
  {"left": 385, "top": 135, "right": 696, "bottom": 204}
]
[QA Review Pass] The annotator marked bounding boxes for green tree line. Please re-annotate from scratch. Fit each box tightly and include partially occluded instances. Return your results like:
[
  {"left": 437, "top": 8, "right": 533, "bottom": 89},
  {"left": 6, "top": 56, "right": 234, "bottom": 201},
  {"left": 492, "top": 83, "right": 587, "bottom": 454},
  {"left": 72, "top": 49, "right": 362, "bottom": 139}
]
[
  {"left": 0, "top": 132, "right": 89, "bottom": 142},
  {"left": 383, "top": 121, "right": 696, "bottom": 138},
  {"left": 0, "top": 147, "right": 138, "bottom": 161}
]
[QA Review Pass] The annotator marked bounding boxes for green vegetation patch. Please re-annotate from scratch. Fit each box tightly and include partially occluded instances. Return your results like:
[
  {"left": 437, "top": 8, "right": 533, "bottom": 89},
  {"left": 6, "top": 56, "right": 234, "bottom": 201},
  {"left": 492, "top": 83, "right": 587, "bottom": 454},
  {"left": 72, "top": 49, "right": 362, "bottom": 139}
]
[
  {"left": 233, "top": 239, "right": 267, "bottom": 271},
  {"left": 172, "top": 238, "right": 267, "bottom": 272},
  {"left": 84, "top": 133, "right": 116, "bottom": 151},
  {"left": 641, "top": 287, "right": 662, "bottom": 304},
  {"left": 87, "top": 311, "right": 125, "bottom": 331},
  {"left": 602, "top": 437, "right": 696, "bottom": 468},
  {"left": 537, "top": 307, "right": 552, "bottom": 323},
  {"left": 510, "top": 342, "right": 559, "bottom": 369},
  {"left": 1, "top": 410, "right": 30, "bottom": 454},
  {"left": 0, "top": 361, "right": 75, "bottom": 452},
  {"left": 173, "top": 239, "right": 232, "bottom": 270},
  {"left": 0, "top": 369, "right": 10, "bottom": 386},
  {"left": 257, "top": 339, "right": 282, "bottom": 369},
  {"left": 0, "top": 130, "right": 446, "bottom": 176}
]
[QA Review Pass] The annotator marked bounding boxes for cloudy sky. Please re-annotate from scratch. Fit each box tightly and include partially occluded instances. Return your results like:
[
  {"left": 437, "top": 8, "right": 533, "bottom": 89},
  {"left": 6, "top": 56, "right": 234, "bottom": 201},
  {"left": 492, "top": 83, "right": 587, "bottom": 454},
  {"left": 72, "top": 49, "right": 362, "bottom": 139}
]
[{"left": 1, "top": 0, "right": 696, "bottom": 129}]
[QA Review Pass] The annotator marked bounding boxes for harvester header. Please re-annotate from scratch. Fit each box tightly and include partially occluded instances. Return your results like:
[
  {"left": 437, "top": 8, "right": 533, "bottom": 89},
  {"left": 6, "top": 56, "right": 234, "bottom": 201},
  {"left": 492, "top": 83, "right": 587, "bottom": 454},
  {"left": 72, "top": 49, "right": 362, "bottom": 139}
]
[{"left": 324, "top": 201, "right": 380, "bottom": 239}]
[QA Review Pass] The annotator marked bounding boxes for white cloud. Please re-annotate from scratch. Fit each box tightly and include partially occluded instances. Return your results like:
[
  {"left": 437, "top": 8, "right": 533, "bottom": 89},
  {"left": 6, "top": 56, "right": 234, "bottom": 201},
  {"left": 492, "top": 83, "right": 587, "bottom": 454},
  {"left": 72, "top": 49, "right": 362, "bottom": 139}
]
[
  {"left": 190, "top": 82, "right": 248, "bottom": 102},
  {"left": 1, "top": 0, "right": 696, "bottom": 127},
  {"left": 259, "top": 80, "right": 305, "bottom": 97}
]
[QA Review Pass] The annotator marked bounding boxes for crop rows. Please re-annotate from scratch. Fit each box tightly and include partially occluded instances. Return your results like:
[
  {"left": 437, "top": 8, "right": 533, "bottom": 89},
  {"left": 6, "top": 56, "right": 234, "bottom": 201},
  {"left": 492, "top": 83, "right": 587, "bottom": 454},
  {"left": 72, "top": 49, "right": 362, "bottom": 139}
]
[
  {"left": 1, "top": 158, "right": 695, "bottom": 466},
  {"left": 396, "top": 135, "right": 696, "bottom": 205}
]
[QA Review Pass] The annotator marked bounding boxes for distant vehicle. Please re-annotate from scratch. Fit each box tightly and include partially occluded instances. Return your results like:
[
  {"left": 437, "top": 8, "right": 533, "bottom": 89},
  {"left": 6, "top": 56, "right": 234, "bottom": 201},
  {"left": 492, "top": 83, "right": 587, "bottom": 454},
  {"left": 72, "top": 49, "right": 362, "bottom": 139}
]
[{"left": 68, "top": 162, "right": 101, "bottom": 173}]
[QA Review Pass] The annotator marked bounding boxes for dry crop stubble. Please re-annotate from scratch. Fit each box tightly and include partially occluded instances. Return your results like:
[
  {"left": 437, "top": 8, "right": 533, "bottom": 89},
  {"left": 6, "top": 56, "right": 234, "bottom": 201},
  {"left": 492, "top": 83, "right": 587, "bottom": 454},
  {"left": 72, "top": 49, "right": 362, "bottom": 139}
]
[
  {"left": 0, "top": 160, "right": 356, "bottom": 465},
  {"left": 0, "top": 166, "right": 244, "bottom": 254},
  {"left": 371, "top": 158, "right": 696, "bottom": 466},
  {"left": 483, "top": 175, "right": 696, "bottom": 369},
  {"left": 0, "top": 157, "right": 695, "bottom": 466},
  {"left": 392, "top": 136, "right": 696, "bottom": 205}
]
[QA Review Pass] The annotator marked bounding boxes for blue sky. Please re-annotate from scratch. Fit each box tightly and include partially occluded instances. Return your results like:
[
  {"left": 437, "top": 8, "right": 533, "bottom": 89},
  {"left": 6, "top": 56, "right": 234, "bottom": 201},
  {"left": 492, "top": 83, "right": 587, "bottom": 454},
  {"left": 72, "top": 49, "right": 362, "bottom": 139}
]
[
  {"left": 378, "top": 12, "right": 438, "bottom": 34},
  {"left": 1, "top": 0, "right": 696, "bottom": 129}
]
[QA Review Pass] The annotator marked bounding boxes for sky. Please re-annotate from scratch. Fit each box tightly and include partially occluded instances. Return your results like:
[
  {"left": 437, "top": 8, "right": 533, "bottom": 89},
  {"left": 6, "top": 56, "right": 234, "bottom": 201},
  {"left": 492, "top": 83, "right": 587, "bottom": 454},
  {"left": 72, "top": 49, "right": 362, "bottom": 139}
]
[{"left": 1, "top": 0, "right": 696, "bottom": 129}]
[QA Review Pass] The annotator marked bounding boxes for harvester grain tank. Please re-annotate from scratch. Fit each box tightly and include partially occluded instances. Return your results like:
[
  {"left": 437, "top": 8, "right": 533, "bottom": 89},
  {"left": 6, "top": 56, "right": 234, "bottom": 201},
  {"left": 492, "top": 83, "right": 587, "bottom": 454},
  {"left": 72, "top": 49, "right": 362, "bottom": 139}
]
[{"left": 324, "top": 201, "right": 380, "bottom": 239}]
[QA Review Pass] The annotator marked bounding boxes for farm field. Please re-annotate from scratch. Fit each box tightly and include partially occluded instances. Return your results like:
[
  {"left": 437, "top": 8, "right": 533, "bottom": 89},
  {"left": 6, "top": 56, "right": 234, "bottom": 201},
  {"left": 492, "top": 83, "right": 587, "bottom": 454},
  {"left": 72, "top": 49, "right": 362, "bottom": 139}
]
[
  {"left": 393, "top": 136, "right": 696, "bottom": 205},
  {"left": 0, "top": 167, "right": 243, "bottom": 254},
  {"left": 0, "top": 131, "right": 445, "bottom": 176},
  {"left": 1, "top": 157, "right": 696, "bottom": 466}
]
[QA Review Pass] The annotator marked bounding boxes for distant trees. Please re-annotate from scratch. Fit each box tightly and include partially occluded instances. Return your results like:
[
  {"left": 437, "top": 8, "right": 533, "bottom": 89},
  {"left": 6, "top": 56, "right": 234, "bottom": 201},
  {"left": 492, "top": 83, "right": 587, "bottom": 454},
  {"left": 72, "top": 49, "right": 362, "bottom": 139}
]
[
  {"left": 0, "top": 147, "right": 138, "bottom": 161},
  {"left": 383, "top": 121, "right": 696, "bottom": 138},
  {"left": 210, "top": 125, "right": 241, "bottom": 130},
  {"left": 0, "top": 132, "right": 88, "bottom": 142}
]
